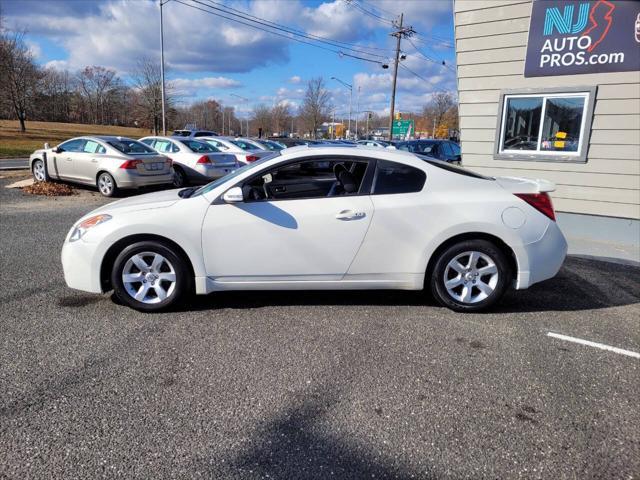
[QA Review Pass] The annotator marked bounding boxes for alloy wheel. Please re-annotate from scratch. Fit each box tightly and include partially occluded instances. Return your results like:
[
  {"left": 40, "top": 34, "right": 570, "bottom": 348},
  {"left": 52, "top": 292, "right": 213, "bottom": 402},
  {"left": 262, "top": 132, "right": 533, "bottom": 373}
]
[
  {"left": 33, "top": 161, "right": 46, "bottom": 181},
  {"left": 98, "top": 174, "right": 114, "bottom": 196},
  {"left": 122, "top": 251, "right": 177, "bottom": 304},
  {"left": 443, "top": 251, "right": 499, "bottom": 304}
]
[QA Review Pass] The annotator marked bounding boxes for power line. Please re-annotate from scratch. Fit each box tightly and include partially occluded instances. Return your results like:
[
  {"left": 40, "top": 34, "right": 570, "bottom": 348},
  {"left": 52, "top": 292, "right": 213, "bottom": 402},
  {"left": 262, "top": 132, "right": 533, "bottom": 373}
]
[
  {"left": 407, "top": 38, "right": 456, "bottom": 72},
  {"left": 173, "top": 0, "right": 386, "bottom": 65},
  {"left": 195, "top": 0, "right": 389, "bottom": 59},
  {"left": 205, "top": 0, "right": 394, "bottom": 54},
  {"left": 344, "top": 0, "right": 395, "bottom": 26}
]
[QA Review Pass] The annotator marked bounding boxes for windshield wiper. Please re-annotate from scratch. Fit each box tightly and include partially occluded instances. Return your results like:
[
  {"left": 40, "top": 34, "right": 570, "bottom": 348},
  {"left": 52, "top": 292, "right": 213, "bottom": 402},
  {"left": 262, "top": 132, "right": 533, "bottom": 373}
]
[{"left": 178, "top": 187, "right": 197, "bottom": 198}]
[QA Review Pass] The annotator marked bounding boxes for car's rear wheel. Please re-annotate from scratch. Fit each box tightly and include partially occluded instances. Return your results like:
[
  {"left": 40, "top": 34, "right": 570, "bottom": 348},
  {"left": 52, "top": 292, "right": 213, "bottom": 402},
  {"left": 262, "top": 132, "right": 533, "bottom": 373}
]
[
  {"left": 32, "top": 159, "right": 48, "bottom": 182},
  {"left": 173, "top": 166, "right": 188, "bottom": 188},
  {"left": 430, "top": 239, "right": 510, "bottom": 312},
  {"left": 111, "top": 241, "right": 191, "bottom": 312},
  {"left": 97, "top": 172, "right": 118, "bottom": 197}
]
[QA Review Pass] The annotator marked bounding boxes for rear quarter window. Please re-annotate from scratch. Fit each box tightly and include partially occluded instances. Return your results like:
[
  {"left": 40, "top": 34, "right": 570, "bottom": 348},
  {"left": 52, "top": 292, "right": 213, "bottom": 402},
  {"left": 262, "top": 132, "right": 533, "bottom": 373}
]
[{"left": 373, "top": 160, "right": 426, "bottom": 195}]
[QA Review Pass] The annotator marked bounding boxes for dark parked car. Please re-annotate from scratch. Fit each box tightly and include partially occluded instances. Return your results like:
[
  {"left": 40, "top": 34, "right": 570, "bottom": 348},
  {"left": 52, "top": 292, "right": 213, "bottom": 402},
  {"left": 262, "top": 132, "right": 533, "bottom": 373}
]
[
  {"left": 269, "top": 138, "right": 322, "bottom": 147},
  {"left": 396, "top": 140, "right": 461, "bottom": 165}
]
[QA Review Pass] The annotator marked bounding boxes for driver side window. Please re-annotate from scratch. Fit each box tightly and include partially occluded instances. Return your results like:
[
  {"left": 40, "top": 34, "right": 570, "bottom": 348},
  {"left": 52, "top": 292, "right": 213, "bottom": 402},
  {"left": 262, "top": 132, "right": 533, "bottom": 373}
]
[{"left": 242, "top": 159, "right": 369, "bottom": 202}]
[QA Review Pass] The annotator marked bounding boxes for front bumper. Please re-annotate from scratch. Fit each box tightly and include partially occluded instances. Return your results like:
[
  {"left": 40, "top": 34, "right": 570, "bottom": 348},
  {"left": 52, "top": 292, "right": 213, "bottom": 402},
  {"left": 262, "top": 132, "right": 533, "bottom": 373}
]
[
  {"left": 115, "top": 171, "right": 174, "bottom": 189},
  {"left": 61, "top": 238, "right": 103, "bottom": 293},
  {"left": 515, "top": 221, "right": 568, "bottom": 289}
]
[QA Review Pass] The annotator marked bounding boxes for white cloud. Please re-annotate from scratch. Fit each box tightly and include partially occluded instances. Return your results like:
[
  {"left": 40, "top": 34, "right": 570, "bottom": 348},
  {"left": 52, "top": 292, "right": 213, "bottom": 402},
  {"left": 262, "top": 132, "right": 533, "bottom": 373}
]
[
  {"left": 289, "top": 75, "right": 302, "bottom": 84},
  {"left": 172, "top": 77, "right": 242, "bottom": 96}
]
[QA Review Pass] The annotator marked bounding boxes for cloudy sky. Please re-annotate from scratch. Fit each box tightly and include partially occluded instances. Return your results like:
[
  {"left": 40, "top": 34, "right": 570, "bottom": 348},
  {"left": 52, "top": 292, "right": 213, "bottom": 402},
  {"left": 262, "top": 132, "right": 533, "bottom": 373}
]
[{"left": 2, "top": 0, "right": 456, "bottom": 118}]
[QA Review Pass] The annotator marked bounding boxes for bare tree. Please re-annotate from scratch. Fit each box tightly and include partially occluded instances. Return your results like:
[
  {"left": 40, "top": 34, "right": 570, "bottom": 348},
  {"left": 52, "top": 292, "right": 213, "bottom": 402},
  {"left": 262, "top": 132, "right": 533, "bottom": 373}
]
[
  {"left": 0, "top": 29, "right": 40, "bottom": 132},
  {"left": 77, "top": 65, "right": 118, "bottom": 125},
  {"left": 423, "top": 91, "right": 458, "bottom": 137},
  {"left": 130, "top": 57, "right": 174, "bottom": 134},
  {"left": 300, "top": 77, "right": 331, "bottom": 139},
  {"left": 251, "top": 104, "right": 271, "bottom": 137},
  {"left": 270, "top": 102, "right": 291, "bottom": 136}
]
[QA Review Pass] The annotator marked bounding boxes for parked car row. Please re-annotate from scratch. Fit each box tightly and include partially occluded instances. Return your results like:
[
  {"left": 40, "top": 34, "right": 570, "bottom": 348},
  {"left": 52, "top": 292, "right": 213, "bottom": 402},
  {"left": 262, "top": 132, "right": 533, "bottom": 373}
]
[{"left": 29, "top": 134, "right": 463, "bottom": 196}]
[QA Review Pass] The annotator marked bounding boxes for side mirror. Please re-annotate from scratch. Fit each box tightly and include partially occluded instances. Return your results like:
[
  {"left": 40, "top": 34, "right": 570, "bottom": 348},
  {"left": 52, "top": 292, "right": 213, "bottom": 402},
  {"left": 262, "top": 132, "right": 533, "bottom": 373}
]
[
  {"left": 44, "top": 142, "right": 50, "bottom": 150},
  {"left": 222, "top": 186, "right": 244, "bottom": 203}
]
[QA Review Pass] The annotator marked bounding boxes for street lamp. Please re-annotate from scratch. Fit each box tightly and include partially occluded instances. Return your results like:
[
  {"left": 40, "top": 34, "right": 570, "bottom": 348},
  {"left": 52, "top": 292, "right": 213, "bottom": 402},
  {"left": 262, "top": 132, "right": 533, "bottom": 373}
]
[
  {"left": 159, "top": 0, "right": 171, "bottom": 136},
  {"left": 331, "top": 76, "right": 352, "bottom": 139},
  {"left": 230, "top": 93, "right": 249, "bottom": 137}
]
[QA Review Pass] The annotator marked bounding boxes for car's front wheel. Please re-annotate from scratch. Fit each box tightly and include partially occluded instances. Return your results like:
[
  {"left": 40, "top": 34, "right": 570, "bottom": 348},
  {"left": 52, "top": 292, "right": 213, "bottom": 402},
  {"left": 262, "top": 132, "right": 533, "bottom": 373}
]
[
  {"left": 111, "top": 241, "right": 191, "bottom": 312},
  {"left": 430, "top": 239, "right": 510, "bottom": 312},
  {"left": 32, "top": 159, "right": 49, "bottom": 182}
]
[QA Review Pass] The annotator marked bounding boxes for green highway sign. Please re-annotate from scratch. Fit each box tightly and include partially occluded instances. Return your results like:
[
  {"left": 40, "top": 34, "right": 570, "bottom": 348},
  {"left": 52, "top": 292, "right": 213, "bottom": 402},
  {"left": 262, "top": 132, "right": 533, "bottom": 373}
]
[{"left": 392, "top": 119, "right": 414, "bottom": 137}]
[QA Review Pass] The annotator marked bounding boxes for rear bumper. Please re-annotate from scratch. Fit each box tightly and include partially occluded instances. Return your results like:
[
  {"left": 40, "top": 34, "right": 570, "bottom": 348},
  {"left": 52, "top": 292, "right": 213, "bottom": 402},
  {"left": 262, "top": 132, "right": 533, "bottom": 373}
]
[
  {"left": 515, "top": 221, "right": 568, "bottom": 289},
  {"left": 193, "top": 164, "right": 238, "bottom": 180},
  {"left": 115, "top": 171, "right": 174, "bottom": 189}
]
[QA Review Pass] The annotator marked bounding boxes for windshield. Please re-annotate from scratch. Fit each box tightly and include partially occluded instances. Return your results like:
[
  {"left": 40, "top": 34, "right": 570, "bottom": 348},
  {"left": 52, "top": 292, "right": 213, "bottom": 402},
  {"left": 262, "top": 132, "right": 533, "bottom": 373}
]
[
  {"left": 231, "top": 139, "right": 258, "bottom": 151},
  {"left": 182, "top": 140, "right": 216, "bottom": 153},
  {"left": 108, "top": 139, "right": 156, "bottom": 154},
  {"left": 261, "top": 140, "right": 284, "bottom": 151},
  {"left": 191, "top": 152, "right": 280, "bottom": 197}
]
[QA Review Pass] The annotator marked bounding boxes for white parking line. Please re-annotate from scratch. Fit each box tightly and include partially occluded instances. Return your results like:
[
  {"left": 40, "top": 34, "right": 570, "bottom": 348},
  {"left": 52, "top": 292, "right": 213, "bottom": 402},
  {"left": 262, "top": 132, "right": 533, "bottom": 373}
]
[{"left": 547, "top": 332, "right": 640, "bottom": 359}]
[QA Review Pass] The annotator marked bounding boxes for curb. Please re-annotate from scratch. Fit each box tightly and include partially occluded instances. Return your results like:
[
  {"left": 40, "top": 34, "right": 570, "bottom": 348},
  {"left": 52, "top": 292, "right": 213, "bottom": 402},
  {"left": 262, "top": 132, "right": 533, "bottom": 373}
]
[{"left": 0, "top": 166, "right": 29, "bottom": 171}]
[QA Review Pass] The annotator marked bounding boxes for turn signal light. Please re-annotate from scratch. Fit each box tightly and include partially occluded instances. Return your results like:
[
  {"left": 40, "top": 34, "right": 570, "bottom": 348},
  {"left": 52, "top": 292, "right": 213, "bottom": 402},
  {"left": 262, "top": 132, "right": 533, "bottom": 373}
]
[
  {"left": 120, "top": 159, "right": 142, "bottom": 169},
  {"left": 196, "top": 155, "right": 211, "bottom": 164},
  {"left": 246, "top": 155, "right": 259, "bottom": 162},
  {"left": 514, "top": 192, "right": 556, "bottom": 221}
]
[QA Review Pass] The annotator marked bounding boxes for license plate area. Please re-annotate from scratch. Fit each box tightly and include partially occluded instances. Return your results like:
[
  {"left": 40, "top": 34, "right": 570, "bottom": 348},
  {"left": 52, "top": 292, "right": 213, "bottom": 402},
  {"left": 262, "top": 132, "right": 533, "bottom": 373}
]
[{"left": 145, "top": 162, "right": 165, "bottom": 171}]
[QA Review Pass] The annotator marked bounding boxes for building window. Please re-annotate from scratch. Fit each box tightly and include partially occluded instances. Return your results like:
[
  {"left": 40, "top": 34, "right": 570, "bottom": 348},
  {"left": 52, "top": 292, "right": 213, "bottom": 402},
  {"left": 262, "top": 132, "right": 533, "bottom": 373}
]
[{"left": 495, "top": 87, "right": 596, "bottom": 162}]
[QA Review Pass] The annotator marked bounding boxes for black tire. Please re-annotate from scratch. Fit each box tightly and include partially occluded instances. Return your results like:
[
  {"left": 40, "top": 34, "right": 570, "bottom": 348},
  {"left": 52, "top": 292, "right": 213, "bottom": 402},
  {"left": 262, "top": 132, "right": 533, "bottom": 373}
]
[
  {"left": 32, "top": 159, "right": 49, "bottom": 182},
  {"left": 430, "top": 239, "right": 511, "bottom": 312},
  {"left": 173, "top": 166, "right": 188, "bottom": 188},
  {"left": 111, "top": 241, "right": 191, "bottom": 312},
  {"left": 97, "top": 172, "right": 118, "bottom": 197}
]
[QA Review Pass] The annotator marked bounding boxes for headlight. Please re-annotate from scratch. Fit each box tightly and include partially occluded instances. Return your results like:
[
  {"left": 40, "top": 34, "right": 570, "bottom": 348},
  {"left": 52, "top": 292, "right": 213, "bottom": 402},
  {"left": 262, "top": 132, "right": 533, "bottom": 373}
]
[{"left": 69, "top": 214, "right": 112, "bottom": 242}]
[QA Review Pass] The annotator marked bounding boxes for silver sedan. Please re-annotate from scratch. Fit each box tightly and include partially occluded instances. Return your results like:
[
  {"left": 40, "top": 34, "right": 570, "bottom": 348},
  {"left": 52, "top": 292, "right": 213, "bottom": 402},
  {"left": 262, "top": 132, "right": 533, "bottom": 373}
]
[{"left": 29, "top": 136, "right": 174, "bottom": 197}]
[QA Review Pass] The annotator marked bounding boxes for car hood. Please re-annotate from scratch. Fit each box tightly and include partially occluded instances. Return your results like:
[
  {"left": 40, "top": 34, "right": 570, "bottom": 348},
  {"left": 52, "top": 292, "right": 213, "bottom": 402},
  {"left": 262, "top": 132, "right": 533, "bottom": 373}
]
[{"left": 93, "top": 188, "right": 183, "bottom": 215}]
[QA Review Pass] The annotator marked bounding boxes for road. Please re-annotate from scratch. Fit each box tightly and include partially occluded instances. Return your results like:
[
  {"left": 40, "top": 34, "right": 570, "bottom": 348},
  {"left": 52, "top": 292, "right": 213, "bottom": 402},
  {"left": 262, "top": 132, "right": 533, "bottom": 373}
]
[
  {"left": 1, "top": 174, "right": 639, "bottom": 479},
  {"left": 0, "top": 158, "right": 29, "bottom": 170}
]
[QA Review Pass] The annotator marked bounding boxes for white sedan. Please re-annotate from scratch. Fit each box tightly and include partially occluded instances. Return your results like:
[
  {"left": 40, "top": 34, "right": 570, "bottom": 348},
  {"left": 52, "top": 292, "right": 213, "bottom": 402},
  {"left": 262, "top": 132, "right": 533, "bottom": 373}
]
[
  {"left": 61, "top": 146, "right": 567, "bottom": 312},
  {"left": 139, "top": 136, "right": 239, "bottom": 187}
]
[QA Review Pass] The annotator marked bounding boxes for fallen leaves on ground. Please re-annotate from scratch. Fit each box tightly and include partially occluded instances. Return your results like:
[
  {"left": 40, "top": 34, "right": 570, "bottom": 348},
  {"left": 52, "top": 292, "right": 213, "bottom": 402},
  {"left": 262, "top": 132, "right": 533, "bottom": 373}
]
[{"left": 23, "top": 181, "right": 76, "bottom": 196}]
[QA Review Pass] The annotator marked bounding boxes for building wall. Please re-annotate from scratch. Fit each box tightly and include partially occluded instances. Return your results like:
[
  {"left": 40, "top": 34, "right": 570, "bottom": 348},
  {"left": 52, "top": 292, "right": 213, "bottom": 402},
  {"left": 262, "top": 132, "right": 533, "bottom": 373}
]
[{"left": 454, "top": 0, "right": 640, "bottom": 220}]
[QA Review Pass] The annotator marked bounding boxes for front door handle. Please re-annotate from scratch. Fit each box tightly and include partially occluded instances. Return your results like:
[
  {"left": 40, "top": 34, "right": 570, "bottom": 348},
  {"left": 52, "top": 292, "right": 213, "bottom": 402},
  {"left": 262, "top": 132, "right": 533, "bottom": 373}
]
[{"left": 336, "top": 210, "right": 366, "bottom": 220}]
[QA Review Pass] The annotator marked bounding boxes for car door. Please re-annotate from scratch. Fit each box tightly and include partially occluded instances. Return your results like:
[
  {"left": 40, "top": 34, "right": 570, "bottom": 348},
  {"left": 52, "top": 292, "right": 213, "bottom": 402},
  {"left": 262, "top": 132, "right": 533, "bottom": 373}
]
[
  {"left": 201, "top": 157, "right": 375, "bottom": 282},
  {"left": 50, "top": 139, "right": 86, "bottom": 180},
  {"left": 348, "top": 159, "right": 428, "bottom": 277},
  {"left": 76, "top": 139, "right": 107, "bottom": 183}
]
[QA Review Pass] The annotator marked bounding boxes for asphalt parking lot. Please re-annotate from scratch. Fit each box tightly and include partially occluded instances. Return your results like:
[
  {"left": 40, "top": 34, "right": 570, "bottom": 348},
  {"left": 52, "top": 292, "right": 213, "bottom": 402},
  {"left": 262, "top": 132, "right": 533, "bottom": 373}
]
[{"left": 1, "top": 173, "right": 639, "bottom": 479}]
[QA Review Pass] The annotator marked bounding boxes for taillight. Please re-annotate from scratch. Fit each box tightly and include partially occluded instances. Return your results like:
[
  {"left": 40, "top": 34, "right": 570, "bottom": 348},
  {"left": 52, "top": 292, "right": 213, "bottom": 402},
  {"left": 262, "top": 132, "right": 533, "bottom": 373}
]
[
  {"left": 120, "top": 159, "right": 142, "bottom": 169},
  {"left": 165, "top": 157, "right": 173, "bottom": 167},
  {"left": 514, "top": 192, "right": 556, "bottom": 221},
  {"left": 245, "top": 155, "right": 259, "bottom": 162},
  {"left": 196, "top": 155, "right": 211, "bottom": 164}
]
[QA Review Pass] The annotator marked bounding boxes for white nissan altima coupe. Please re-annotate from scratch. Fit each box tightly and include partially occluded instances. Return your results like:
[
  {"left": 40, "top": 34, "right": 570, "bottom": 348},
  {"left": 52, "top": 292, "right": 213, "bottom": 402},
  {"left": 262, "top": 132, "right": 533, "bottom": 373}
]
[{"left": 61, "top": 145, "right": 567, "bottom": 313}]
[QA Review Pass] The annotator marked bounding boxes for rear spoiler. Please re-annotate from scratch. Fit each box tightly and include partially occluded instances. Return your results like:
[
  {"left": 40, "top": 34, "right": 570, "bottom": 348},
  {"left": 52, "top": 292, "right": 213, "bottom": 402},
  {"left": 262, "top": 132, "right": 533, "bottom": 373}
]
[{"left": 494, "top": 176, "right": 556, "bottom": 194}]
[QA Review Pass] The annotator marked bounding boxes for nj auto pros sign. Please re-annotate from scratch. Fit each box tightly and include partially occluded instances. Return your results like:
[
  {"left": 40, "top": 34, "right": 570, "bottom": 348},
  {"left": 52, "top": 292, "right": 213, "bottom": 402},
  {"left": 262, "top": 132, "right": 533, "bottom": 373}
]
[{"left": 524, "top": 0, "right": 640, "bottom": 77}]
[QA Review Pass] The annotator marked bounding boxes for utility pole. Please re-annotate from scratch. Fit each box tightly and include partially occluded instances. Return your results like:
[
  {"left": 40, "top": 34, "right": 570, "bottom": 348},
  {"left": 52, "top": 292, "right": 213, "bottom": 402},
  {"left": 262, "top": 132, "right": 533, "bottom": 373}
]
[
  {"left": 231, "top": 93, "right": 249, "bottom": 137},
  {"left": 159, "top": 0, "right": 172, "bottom": 135},
  {"left": 387, "top": 13, "right": 414, "bottom": 141},
  {"left": 355, "top": 86, "right": 360, "bottom": 140},
  {"left": 331, "top": 77, "right": 352, "bottom": 139}
]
